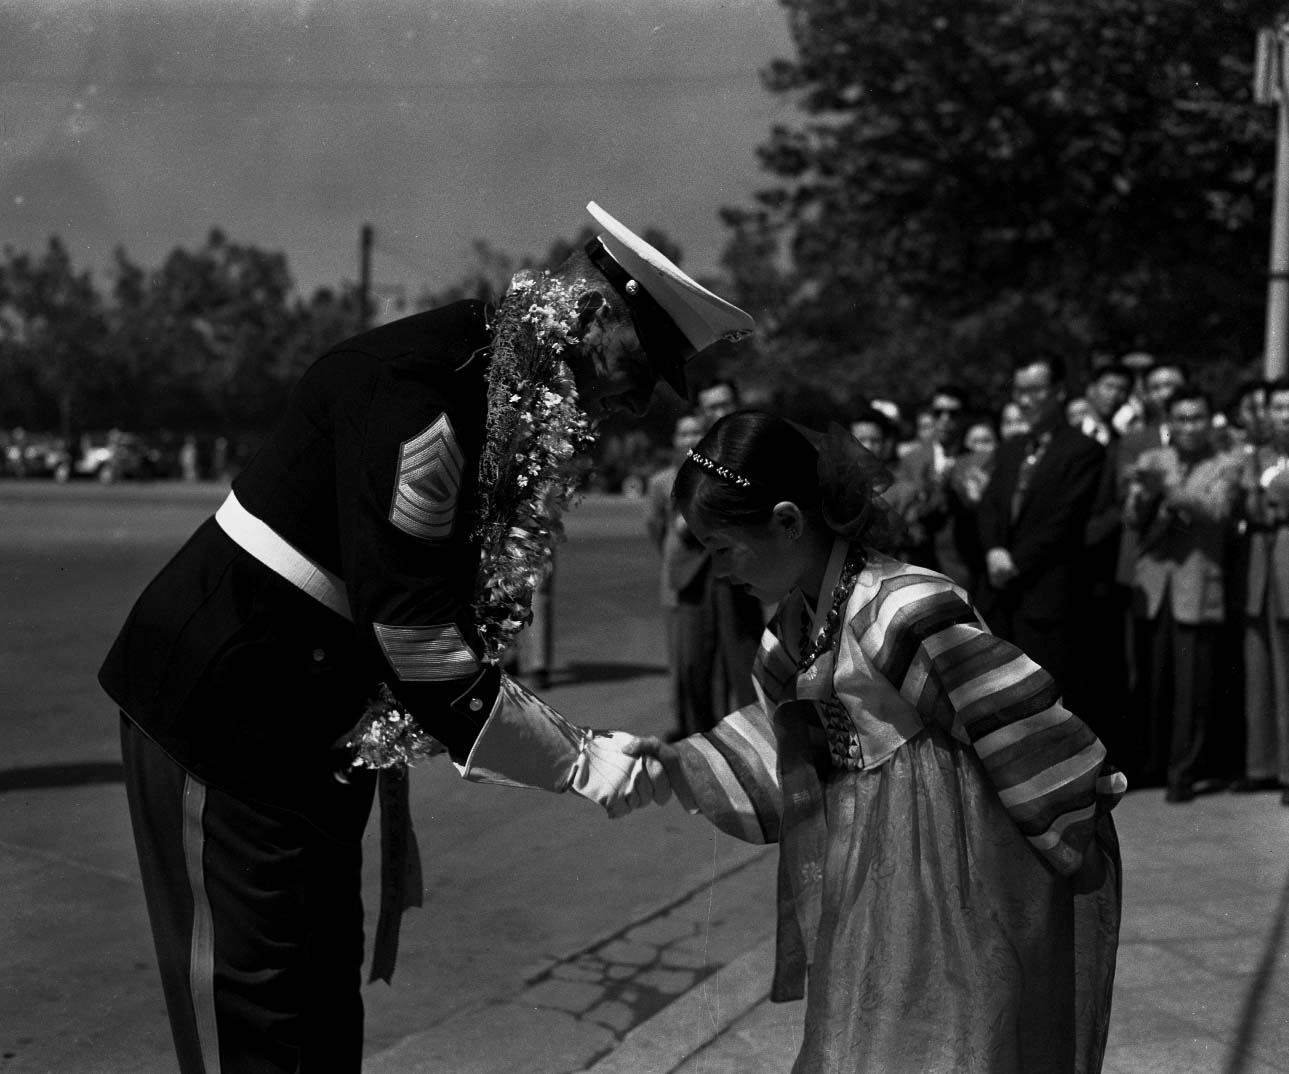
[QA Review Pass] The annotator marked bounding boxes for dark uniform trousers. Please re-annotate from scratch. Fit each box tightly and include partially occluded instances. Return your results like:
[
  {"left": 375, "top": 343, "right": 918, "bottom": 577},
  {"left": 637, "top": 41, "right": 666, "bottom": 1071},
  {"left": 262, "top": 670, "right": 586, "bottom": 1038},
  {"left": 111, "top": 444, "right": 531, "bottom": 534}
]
[
  {"left": 102, "top": 302, "right": 504, "bottom": 1072},
  {"left": 122, "top": 717, "right": 375, "bottom": 1073}
]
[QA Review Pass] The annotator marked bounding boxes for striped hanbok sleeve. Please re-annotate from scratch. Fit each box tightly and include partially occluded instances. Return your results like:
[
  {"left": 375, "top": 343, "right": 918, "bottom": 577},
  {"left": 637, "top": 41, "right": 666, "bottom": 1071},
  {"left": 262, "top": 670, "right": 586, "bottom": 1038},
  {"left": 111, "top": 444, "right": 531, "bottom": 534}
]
[
  {"left": 670, "top": 703, "right": 782, "bottom": 845},
  {"left": 852, "top": 573, "right": 1127, "bottom": 876}
]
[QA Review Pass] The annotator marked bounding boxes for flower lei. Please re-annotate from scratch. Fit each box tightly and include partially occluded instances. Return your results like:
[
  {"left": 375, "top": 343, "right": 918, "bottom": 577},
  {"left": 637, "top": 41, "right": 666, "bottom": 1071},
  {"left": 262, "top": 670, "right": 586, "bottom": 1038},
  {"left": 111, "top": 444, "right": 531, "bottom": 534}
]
[
  {"left": 340, "top": 271, "right": 598, "bottom": 773},
  {"left": 471, "top": 271, "right": 597, "bottom": 663}
]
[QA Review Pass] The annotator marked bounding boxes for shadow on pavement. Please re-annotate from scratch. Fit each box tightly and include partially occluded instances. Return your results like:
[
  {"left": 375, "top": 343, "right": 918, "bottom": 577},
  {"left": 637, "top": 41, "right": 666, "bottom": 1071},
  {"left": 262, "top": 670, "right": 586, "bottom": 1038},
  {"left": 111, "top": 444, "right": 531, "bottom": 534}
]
[
  {"left": 1223, "top": 857, "right": 1289, "bottom": 1074},
  {"left": 0, "top": 760, "right": 124, "bottom": 792}
]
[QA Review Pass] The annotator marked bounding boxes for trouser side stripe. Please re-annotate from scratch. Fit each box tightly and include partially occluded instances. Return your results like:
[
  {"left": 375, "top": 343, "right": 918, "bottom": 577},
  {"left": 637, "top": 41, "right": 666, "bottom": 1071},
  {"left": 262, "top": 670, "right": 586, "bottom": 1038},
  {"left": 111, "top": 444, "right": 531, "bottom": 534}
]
[{"left": 182, "top": 776, "right": 221, "bottom": 1074}]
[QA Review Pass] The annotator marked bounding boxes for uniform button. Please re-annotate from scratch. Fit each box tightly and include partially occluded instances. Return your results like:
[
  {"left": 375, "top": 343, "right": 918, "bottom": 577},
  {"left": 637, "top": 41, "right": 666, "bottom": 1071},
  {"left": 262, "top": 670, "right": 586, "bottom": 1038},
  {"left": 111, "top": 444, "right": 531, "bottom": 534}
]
[
  {"left": 468, "top": 698, "right": 483, "bottom": 712},
  {"left": 312, "top": 648, "right": 326, "bottom": 662}
]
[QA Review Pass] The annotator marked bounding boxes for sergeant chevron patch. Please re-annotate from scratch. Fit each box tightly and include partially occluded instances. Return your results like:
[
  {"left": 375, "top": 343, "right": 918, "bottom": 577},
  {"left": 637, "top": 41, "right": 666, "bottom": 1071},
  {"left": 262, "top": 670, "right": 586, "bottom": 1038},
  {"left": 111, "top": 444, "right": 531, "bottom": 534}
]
[
  {"left": 374, "top": 622, "right": 480, "bottom": 681},
  {"left": 390, "top": 414, "right": 464, "bottom": 540}
]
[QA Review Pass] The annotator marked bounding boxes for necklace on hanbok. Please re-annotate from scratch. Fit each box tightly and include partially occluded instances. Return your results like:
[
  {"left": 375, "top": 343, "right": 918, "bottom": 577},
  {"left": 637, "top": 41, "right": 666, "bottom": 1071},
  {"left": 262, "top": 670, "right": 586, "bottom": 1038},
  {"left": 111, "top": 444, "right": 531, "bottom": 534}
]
[{"left": 796, "top": 545, "right": 865, "bottom": 671}]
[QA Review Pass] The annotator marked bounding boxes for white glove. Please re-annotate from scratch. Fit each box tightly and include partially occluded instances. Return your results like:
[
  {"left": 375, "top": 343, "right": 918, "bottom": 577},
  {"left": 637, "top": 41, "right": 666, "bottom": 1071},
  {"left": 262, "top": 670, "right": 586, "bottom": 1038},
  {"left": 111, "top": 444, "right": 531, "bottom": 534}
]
[{"left": 571, "top": 730, "right": 672, "bottom": 818}]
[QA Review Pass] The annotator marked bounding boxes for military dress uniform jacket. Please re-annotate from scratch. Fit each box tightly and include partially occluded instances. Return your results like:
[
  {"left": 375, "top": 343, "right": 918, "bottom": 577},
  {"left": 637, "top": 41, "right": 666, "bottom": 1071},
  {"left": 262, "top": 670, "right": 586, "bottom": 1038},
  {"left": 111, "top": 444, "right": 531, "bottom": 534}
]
[{"left": 99, "top": 301, "right": 505, "bottom": 833}]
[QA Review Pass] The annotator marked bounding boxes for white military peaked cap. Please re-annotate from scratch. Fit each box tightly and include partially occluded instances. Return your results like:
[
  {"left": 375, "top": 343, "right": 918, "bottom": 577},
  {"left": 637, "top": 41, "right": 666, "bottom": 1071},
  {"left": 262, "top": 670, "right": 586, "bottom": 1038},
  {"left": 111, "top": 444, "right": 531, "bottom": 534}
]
[{"left": 586, "top": 201, "right": 755, "bottom": 363}]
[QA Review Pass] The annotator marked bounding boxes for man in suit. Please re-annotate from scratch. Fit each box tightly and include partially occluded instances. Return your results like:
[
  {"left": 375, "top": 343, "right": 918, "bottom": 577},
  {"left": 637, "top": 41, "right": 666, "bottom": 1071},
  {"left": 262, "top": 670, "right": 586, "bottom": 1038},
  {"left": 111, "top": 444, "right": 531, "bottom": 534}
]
[
  {"left": 977, "top": 355, "right": 1104, "bottom": 697},
  {"left": 1125, "top": 387, "right": 1242, "bottom": 801},
  {"left": 1077, "top": 359, "right": 1137, "bottom": 769},
  {"left": 645, "top": 411, "right": 728, "bottom": 738},
  {"left": 892, "top": 383, "right": 969, "bottom": 576},
  {"left": 678, "top": 378, "right": 765, "bottom": 731},
  {"left": 1239, "top": 376, "right": 1289, "bottom": 803},
  {"left": 99, "top": 201, "right": 754, "bottom": 1073}
]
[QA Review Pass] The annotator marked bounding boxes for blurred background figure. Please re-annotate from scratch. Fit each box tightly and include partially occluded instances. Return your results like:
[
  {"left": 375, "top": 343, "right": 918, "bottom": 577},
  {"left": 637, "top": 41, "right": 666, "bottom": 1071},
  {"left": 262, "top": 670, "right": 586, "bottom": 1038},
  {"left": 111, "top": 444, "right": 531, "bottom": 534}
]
[
  {"left": 1135, "top": 360, "right": 1188, "bottom": 453},
  {"left": 999, "top": 400, "right": 1030, "bottom": 440},
  {"left": 870, "top": 397, "right": 903, "bottom": 429},
  {"left": 651, "top": 380, "right": 763, "bottom": 739},
  {"left": 1236, "top": 376, "right": 1289, "bottom": 804},
  {"left": 1113, "top": 357, "right": 1188, "bottom": 692},
  {"left": 646, "top": 412, "right": 711, "bottom": 738},
  {"left": 850, "top": 407, "right": 898, "bottom": 461},
  {"left": 1230, "top": 378, "right": 1271, "bottom": 453},
  {"left": 1077, "top": 360, "right": 1135, "bottom": 446},
  {"left": 977, "top": 355, "right": 1104, "bottom": 698},
  {"left": 1124, "top": 387, "right": 1242, "bottom": 802},
  {"left": 943, "top": 414, "right": 1000, "bottom": 595},
  {"left": 1065, "top": 396, "right": 1093, "bottom": 429},
  {"left": 1078, "top": 359, "right": 1138, "bottom": 775},
  {"left": 851, "top": 404, "right": 921, "bottom": 567},
  {"left": 1113, "top": 350, "right": 1161, "bottom": 436},
  {"left": 894, "top": 384, "right": 968, "bottom": 577},
  {"left": 901, "top": 405, "right": 938, "bottom": 459},
  {"left": 179, "top": 434, "right": 200, "bottom": 482},
  {"left": 696, "top": 378, "right": 740, "bottom": 426}
]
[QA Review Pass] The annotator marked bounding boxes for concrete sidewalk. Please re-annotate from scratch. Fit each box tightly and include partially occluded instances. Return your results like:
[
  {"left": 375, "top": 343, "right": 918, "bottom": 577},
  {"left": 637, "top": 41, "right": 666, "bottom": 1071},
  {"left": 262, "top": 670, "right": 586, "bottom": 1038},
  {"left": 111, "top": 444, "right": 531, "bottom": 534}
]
[
  {"left": 364, "top": 784, "right": 1289, "bottom": 1074},
  {"left": 584, "top": 786, "right": 1289, "bottom": 1074}
]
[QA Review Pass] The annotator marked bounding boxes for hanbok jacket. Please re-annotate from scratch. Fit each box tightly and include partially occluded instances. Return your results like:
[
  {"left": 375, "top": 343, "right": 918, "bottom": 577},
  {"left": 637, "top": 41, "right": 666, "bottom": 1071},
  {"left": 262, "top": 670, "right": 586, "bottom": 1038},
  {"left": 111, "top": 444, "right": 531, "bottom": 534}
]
[{"left": 669, "top": 542, "right": 1126, "bottom": 1000}]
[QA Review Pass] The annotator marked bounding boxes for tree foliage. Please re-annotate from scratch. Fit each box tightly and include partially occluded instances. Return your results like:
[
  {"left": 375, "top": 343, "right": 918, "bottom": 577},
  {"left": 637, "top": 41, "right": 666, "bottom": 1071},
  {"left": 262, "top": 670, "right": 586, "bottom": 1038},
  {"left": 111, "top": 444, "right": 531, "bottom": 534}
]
[
  {"left": 0, "top": 231, "right": 363, "bottom": 438},
  {"left": 0, "top": 237, "right": 108, "bottom": 436},
  {"left": 722, "top": 0, "right": 1284, "bottom": 418}
]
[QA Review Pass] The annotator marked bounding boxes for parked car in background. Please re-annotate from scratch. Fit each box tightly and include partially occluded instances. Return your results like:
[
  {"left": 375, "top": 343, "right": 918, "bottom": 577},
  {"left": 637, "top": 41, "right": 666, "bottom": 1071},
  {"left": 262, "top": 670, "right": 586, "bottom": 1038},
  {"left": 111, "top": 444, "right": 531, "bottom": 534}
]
[
  {"left": 2, "top": 430, "right": 71, "bottom": 479},
  {"left": 64, "top": 430, "right": 160, "bottom": 482}
]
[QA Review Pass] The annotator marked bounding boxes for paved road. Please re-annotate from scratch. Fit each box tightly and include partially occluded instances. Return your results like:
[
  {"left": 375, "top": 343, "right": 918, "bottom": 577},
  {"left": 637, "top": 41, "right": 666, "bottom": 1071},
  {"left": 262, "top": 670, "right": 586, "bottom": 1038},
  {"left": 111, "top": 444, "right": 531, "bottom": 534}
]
[
  {"left": 1, "top": 483, "right": 772, "bottom": 1073},
  {"left": 6, "top": 482, "right": 1288, "bottom": 1074}
]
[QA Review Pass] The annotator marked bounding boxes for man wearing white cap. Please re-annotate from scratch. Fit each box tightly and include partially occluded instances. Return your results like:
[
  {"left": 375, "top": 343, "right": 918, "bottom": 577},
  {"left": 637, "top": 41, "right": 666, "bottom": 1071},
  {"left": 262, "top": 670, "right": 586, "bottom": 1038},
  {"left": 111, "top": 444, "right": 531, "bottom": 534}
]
[{"left": 99, "top": 202, "right": 754, "bottom": 1074}]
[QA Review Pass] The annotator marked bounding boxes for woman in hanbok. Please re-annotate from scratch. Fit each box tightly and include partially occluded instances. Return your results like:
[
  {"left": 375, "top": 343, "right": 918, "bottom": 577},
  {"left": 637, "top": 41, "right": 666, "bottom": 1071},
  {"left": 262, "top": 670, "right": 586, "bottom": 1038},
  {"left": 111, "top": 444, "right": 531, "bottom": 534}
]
[{"left": 628, "top": 410, "right": 1124, "bottom": 1074}]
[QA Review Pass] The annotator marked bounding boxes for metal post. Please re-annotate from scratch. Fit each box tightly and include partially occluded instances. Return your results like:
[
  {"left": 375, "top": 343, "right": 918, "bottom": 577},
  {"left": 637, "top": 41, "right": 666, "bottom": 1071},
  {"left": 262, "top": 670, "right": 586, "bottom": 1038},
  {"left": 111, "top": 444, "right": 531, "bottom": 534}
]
[
  {"left": 359, "top": 223, "right": 374, "bottom": 330},
  {"left": 522, "top": 557, "right": 555, "bottom": 690},
  {"left": 1257, "top": 27, "right": 1289, "bottom": 378}
]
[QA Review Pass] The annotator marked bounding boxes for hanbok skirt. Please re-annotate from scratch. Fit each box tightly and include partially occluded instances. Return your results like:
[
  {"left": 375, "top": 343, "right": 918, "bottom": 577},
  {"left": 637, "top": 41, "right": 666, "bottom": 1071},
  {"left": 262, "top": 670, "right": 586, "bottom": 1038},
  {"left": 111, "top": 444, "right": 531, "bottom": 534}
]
[{"left": 791, "top": 723, "right": 1120, "bottom": 1074}]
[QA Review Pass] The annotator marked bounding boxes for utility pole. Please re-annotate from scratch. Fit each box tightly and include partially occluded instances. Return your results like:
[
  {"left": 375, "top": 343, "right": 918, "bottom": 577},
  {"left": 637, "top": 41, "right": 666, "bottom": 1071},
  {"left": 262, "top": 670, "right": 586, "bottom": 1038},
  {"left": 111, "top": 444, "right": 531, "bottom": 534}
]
[
  {"left": 1256, "top": 26, "right": 1289, "bottom": 378},
  {"left": 359, "top": 223, "right": 374, "bottom": 330}
]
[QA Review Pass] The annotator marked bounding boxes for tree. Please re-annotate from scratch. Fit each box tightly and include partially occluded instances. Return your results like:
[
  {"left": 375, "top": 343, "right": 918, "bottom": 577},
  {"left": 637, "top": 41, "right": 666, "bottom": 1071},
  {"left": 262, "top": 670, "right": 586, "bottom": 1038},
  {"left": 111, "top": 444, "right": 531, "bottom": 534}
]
[
  {"left": 0, "top": 237, "right": 108, "bottom": 436},
  {"left": 103, "top": 230, "right": 329, "bottom": 435},
  {"left": 724, "top": 0, "right": 1284, "bottom": 417}
]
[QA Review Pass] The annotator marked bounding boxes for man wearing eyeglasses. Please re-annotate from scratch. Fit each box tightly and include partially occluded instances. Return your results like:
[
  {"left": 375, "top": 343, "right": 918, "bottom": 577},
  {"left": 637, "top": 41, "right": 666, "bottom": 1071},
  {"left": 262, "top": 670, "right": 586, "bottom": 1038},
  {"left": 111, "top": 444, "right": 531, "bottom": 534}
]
[
  {"left": 977, "top": 355, "right": 1105, "bottom": 697},
  {"left": 896, "top": 384, "right": 970, "bottom": 583}
]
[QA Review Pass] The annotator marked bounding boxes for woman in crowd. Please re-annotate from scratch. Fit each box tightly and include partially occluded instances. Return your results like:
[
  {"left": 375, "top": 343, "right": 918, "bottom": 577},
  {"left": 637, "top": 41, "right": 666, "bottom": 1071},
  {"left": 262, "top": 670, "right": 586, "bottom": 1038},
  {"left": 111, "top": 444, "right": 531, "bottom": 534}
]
[
  {"left": 628, "top": 410, "right": 1124, "bottom": 1074},
  {"left": 945, "top": 415, "right": 1000, "bottom": 596}
]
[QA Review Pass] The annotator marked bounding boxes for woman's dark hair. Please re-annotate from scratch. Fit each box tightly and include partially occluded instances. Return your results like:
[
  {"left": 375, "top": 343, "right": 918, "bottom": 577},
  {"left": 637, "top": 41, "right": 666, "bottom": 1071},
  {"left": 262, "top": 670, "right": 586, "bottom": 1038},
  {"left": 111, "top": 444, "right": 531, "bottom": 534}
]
[
  {"left": 673, "top": 410, "right": 822, "bottom": 530},
  {"left": 674, "top": 409, "right": 903, "bottom": 549}
]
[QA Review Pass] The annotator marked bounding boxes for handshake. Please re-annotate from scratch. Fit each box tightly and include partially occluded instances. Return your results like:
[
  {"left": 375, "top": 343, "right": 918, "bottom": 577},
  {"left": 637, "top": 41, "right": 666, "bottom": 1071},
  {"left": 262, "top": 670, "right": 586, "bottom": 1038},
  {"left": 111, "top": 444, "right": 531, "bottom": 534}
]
[
  {"left": 570, "top": 731, "right": 686, "bottom": 819},
  {"left": 455, "top": 669, "right": 690, "bottom": 819}
]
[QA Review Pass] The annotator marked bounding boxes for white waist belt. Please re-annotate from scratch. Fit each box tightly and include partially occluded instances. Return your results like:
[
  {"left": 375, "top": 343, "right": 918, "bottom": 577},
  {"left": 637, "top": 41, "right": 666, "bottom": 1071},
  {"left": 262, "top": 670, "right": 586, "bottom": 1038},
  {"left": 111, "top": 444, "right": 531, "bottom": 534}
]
[{"left": 215, "top": 491, "right": 352, "bottom": 621}]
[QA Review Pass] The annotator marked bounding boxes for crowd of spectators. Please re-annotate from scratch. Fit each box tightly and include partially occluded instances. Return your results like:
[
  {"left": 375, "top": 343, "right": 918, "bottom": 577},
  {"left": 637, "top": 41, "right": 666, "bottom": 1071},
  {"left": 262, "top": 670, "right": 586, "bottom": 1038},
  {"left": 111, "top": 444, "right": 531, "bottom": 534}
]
[{"left": 848, "top": 358, "right": 1289, "bottom": 806}]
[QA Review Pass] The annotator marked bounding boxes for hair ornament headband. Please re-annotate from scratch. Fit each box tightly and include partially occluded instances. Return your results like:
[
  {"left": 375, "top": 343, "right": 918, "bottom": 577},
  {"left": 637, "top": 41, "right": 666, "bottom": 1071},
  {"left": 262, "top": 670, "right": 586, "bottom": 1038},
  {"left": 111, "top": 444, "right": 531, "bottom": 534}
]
[{"left": 686, "top": 448, "right": 753, "bottom": 488}]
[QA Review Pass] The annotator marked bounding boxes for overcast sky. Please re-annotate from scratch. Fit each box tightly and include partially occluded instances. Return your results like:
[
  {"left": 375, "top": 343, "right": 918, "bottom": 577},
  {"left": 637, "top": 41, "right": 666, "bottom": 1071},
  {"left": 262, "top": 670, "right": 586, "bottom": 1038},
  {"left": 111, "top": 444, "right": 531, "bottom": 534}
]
[{"left": 1, "top": 0, "right": 795, "bottom": 307}]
